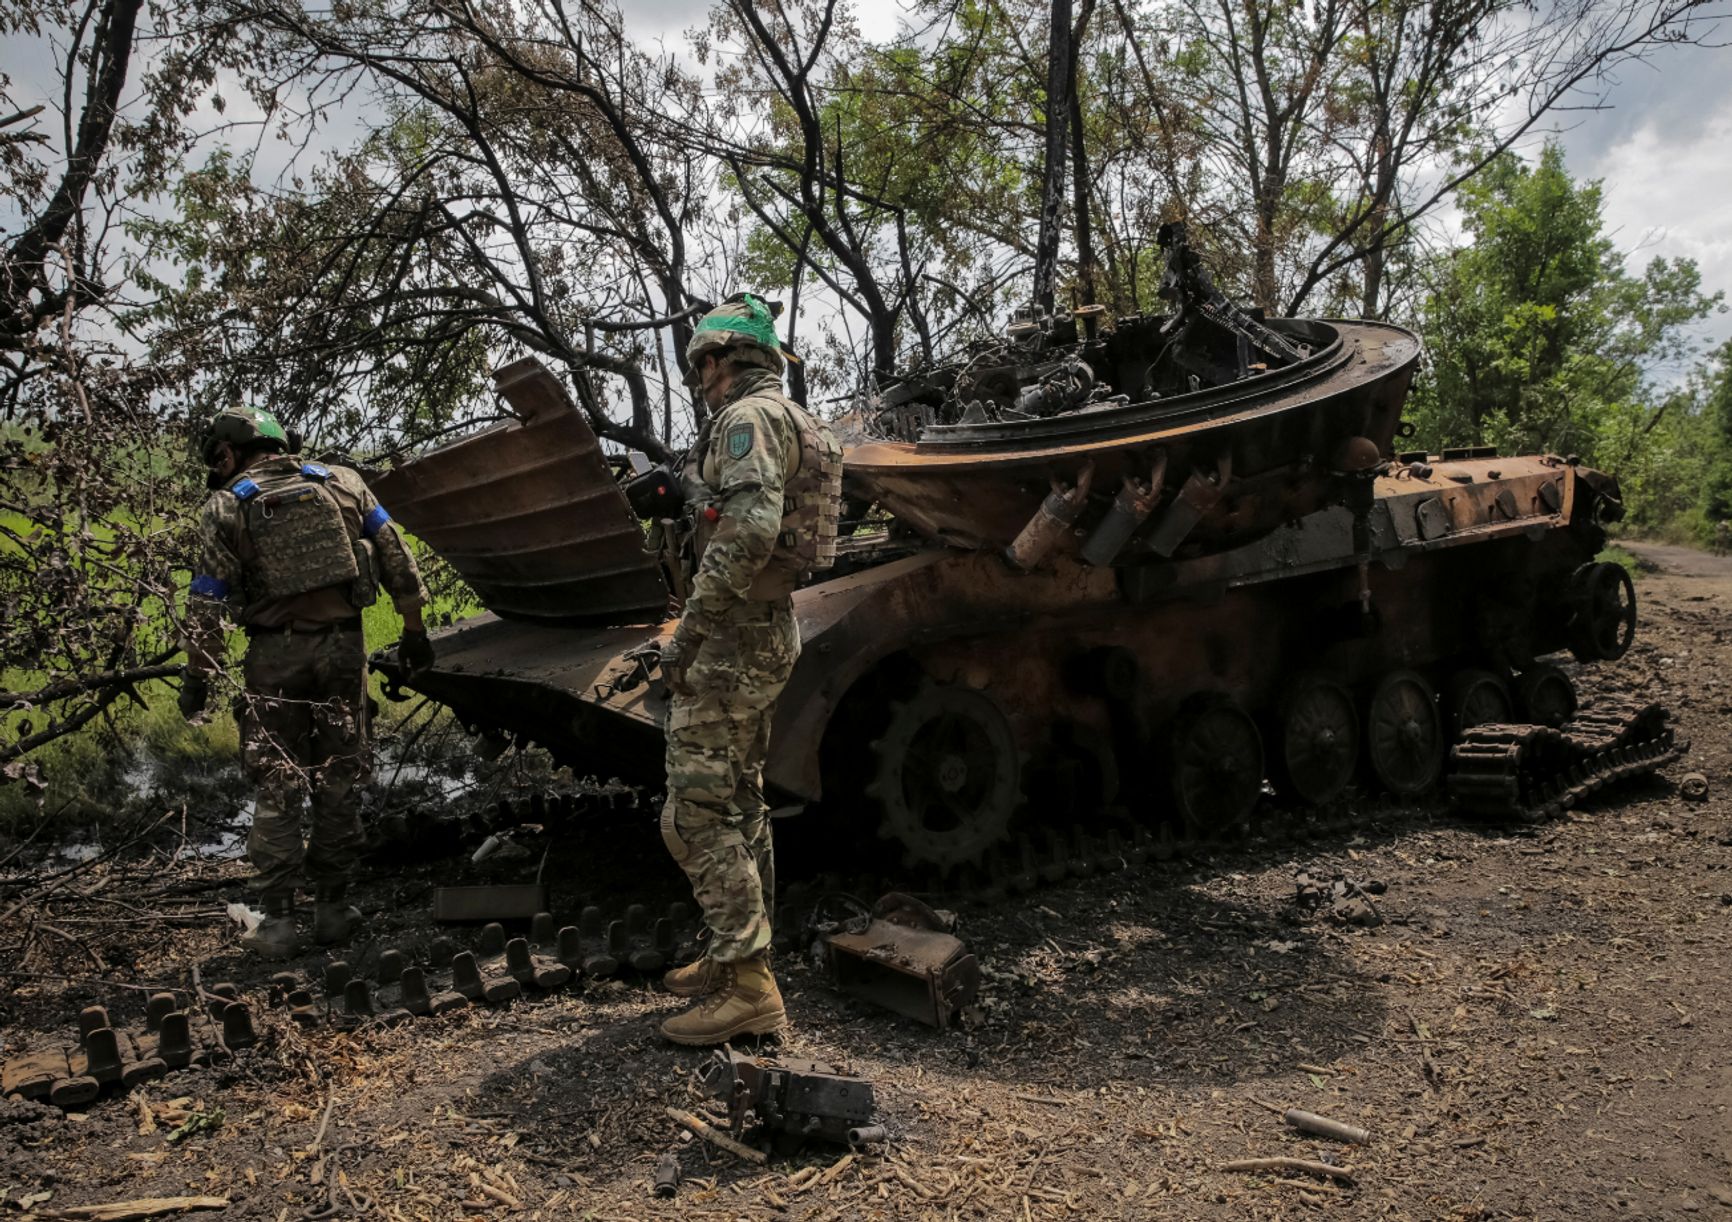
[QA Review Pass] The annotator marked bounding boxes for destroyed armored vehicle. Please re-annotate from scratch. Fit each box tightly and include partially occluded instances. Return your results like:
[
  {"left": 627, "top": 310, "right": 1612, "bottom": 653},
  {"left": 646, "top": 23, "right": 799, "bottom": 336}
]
[{"left": 370, "top": 241, "right": 1641, "bottom": 873}]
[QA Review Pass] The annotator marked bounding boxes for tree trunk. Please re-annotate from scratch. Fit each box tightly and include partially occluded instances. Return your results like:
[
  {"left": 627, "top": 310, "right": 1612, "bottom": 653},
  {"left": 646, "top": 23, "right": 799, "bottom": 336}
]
[
  {"left": 1032, "top": 0, "right": 1074, "bottom": 315},
  {"left": 1254, "top": 173, "right": 1281, "bottom": 314},
  {"left": 1068, "top": 0, "right": 1097, "bottom": 306}
]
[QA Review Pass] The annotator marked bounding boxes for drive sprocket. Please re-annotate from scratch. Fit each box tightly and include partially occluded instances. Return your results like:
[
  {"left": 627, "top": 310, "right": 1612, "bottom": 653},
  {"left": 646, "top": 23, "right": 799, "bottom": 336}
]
[{"left": 866, "top": 681, "right": 1022, "bottom": 870}]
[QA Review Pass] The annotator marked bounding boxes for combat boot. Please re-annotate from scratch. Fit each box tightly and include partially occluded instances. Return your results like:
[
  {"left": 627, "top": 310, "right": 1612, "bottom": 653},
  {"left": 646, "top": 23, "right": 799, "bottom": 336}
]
[
  {"left": 313, "top": 883, "right": 362, "bottom": 946},
  {"left": 659, "top": 955, "right": 785, "bottom": 1046},
  {"left": 239, "top": 890, "right": 302, "bottom": 959},
  {"left": 662, "top": 955, "right": 726, "bottom": 998}
]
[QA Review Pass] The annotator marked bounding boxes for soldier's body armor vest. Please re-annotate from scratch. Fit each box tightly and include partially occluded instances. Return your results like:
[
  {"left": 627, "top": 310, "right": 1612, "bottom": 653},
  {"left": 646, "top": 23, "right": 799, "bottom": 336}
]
[
  {"left": 777, "top": 396, "right": 844, "bottom": 576},
  {"left": 688, "top": 391, "right": 843, "bottom": 599},
  {"left": 226, "top": 462, "right": 363, "bottom": 604}
]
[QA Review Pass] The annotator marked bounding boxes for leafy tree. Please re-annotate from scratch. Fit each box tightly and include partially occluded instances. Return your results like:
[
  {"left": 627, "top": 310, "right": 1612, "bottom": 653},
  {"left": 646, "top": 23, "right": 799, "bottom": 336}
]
[{"left": 1408, "top": 143, "right": 1721, "bottom": 468}]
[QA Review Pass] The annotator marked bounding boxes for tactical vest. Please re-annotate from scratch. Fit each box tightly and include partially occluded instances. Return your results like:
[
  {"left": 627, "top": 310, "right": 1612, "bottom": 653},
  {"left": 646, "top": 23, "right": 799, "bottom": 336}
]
[
  {"left": 688, "top": 393, "right": 843, "bottom": 598},
  {"left": 227, "top": 462, "right": 361, "bottom": 603},
  {"left": 771, "top": 398, "right": 844, "bottom": 578}
]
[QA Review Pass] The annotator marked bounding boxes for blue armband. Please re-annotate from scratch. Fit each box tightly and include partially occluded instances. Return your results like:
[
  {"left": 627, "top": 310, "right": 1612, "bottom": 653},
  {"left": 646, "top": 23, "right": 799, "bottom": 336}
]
[
  {"left": 361, "top": 504, "right": 391, "bottom": 539},
  {"left": 190, "top": 574, "right": 230, "bottom": 599},
  {"left": 301, "top": 462, "right": 331, "bottom": 480},
  {"left": 229, "top": 477, "right": 260, "bottom": 501}
]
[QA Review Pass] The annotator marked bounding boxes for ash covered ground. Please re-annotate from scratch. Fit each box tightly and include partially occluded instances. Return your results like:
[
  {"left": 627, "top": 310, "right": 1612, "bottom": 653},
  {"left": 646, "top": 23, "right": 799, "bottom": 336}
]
[{"left": 2, "top": 540, "right": 1730, "bottom": 1220}]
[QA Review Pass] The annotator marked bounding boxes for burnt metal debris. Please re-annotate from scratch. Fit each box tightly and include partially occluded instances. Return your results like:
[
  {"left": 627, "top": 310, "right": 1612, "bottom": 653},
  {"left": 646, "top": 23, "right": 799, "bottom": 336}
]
[
  {"left": 1447, "top": 699, "right": 1682, "bottom": 822},
  {"left": 366, "top": 235, "right": 1661, "bottom": 877},
  {"left": 703, "top": 1047, "right": 878, "bottom": 1153},
  {"left": 2, "top": 997, "right": 253, "bottom": 1108},
  {"left": 0, "top": 902, "right": 700, "bottom": 1111},
  {"left": 1294, "top": 872, "right": 1389, "bottom": 927},
  {"left": 813, "top": 893, "right": 980, "bottom": 1029}
]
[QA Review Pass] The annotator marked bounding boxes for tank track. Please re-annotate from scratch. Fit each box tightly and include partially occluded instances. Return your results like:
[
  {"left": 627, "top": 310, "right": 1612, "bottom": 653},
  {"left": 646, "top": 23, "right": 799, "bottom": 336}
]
[
  {"left": 1447, "top": 698, "right": 1683, "bottom": 824},
  {"left": 9, "top": 694, "right": 1685, "bottom": 1109}
]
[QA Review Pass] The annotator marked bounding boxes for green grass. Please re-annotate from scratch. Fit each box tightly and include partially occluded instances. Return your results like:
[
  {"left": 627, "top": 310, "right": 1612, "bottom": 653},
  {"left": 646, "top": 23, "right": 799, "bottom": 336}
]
[
  {"left": 1597, "top": 544, "right": 1640, "bottom": 577},
  {"left": 0, "top": 546, "right": 480, "bottom": 831}
]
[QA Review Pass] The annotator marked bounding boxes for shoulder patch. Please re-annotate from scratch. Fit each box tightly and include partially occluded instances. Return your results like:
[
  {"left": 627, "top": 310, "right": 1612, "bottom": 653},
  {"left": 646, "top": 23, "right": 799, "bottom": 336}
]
[{"left": 725, "top": 422, "right": 755, "bottom": 460}]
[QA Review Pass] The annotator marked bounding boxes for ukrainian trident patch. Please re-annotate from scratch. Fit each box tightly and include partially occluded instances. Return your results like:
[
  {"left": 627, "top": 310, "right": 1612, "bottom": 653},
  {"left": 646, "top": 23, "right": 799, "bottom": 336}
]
[{"left": 726, "top": 423, "right": 755, "bottom": 459}]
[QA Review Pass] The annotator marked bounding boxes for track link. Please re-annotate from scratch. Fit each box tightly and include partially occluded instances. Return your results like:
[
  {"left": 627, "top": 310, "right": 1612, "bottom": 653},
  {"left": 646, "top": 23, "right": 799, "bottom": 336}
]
[{"left": 1447, "top": 698, "right": 1684, "bottom": 823}]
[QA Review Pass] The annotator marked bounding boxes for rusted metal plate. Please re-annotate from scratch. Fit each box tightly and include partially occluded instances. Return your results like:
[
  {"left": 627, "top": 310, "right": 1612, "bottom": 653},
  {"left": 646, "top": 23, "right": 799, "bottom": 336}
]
[
  {"left": 846, "top": 320, "right": 1419, "bottom": 552},
  {"left": 369, "top": 357, "right": 667, "bottom": 626},
  {"left": 826, "top": 920, "right": 980, "bottom": 1028},
  {"left": 1, "top": 1047, "right": 70, "bottom": 1099}
]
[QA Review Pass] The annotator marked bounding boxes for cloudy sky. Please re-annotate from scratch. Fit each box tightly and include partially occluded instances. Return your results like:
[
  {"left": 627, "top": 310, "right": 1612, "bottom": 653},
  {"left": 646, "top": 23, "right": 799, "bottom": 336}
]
[{"left": 1551, "top": 40, "right": 1732, "bottom": 348}]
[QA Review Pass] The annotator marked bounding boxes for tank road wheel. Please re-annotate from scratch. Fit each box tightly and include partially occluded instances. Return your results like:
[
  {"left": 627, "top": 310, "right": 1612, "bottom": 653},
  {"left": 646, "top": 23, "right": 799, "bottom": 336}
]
[
  {"left": 1515, "top": 663, "right": 1578, "bottom": 728},
  {"left": 867, "top": 682, "right": 1021, "bottom": 870},
  {"left": 1270, "top": 675, "right": 1359, "bottom": 806},
  {"left": 1444, "top": 668, "right": 1515, "bottom": 740},
  {"left": 1167, "top": 694, "right": 1265, "bottom": 835},
  {"left": 1567, "top": 562, "right": 1637, "bottom": 662},
  {"left": 1364, "top": 670, "right": 1444, "bottom": 796}
]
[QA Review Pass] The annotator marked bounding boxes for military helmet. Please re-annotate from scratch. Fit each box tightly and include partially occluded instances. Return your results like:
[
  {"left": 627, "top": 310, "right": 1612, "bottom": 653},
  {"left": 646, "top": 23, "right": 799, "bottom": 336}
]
[
  {"left": 686, "top": 293, "right": 796, "bottom": 375},
  {"left": 200, "top": 405, "right": 289, "bottom": 466}
]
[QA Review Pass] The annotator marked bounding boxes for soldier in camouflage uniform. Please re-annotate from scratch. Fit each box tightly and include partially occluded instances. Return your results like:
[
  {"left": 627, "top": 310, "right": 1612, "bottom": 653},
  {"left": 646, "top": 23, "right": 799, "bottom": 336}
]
[
  {"left": 180, "top": 406, "right": 434, "bottom": 959},
  {"left": 656, "top": 294, "right": 843, "bottom": 1045}
]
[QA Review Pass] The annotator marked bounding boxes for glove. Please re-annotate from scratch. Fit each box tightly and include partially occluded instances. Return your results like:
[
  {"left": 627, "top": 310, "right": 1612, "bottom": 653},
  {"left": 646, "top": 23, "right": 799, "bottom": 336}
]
[
  {"left": 659, "top": 640, "right": 690, "bottom": 696},
  {"left": 399, "top": 628, "right": 435, "bottom": 677},
  {"left": 178, "top": 671, "right": 210, "bottom": 723},
  {"left": 660, "top": 625, "right": 705, "bottom": 697}
]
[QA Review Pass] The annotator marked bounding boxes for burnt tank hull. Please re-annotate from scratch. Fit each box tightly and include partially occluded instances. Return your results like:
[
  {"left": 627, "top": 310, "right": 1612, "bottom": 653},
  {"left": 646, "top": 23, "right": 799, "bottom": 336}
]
[
  {"left": 372, "top": 354, "right": 1624, "bottom": 869},
  {"left": 846, "top": 319, "right": 1420, "bottom": 553}
]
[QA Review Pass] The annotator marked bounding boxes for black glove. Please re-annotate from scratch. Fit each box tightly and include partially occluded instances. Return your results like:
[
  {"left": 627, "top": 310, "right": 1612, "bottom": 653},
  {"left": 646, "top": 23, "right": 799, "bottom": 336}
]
[
  {"left": 399, "top": 628, "right": 435, "bottom": 677},
  {"left": 178, "top": 671, "right": 210, "bottom": 722}
]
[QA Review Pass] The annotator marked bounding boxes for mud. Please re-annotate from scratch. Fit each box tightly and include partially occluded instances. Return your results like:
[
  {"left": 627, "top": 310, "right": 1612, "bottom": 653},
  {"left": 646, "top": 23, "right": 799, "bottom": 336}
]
[{"left": 1, "top": 540, "right": 1729, "bottom": 1219}]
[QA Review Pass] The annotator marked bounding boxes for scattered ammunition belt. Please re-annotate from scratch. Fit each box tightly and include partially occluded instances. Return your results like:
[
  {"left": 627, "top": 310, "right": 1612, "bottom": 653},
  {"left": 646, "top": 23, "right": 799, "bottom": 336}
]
[{"left": 1447, "top": 699, "right": 1683, "bottom": 823}]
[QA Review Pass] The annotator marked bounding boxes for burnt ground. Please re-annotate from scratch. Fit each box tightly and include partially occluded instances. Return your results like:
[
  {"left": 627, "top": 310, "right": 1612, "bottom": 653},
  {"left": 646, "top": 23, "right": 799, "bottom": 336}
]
[{"left": 3, "top": 539, "right": 1731, "bottom": 1220}]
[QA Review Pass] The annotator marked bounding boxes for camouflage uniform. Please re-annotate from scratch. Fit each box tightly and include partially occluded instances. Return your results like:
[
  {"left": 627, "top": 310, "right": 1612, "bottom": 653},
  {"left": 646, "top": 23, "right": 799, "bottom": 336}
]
[
  {"left": 661, "top": 362, "right": 839, "bottom": 964},
  {"left": 186, "top": 455, "right": 427, "bottom": 895}
]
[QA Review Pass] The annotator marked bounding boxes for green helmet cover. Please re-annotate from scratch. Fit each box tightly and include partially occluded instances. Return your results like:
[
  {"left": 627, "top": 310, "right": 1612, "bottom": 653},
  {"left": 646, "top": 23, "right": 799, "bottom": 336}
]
[
  {"left": 687, "top": 293, "right": 787, "bottom": 366},
  {"left": 200, "top": 405, "right": 289, "bottom": 465}
]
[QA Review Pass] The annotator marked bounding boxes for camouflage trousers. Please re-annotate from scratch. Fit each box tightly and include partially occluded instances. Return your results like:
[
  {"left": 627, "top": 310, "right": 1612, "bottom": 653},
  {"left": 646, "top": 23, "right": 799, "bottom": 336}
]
[
  {"left": 660, "top": 598, "right": 800, "bottom": 963},
  {"left": 238, "top": 628, "right": 370, "bottom": 895}
]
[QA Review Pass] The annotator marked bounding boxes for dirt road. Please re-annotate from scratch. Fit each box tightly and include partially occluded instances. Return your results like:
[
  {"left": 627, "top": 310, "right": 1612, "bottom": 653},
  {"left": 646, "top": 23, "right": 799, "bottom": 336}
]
[
  {"left": 1625, "top": 539, "right": 1732, "bottom": 582},
  {"left": 3, "top": 541, "right": 1731, "bottom": 1219}
]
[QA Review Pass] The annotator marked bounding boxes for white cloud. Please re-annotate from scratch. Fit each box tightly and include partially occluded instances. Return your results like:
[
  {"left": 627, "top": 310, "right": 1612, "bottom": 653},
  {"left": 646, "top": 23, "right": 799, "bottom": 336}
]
[{"left": 1586, "top": 100, "right": 1732, "bottom": 335}]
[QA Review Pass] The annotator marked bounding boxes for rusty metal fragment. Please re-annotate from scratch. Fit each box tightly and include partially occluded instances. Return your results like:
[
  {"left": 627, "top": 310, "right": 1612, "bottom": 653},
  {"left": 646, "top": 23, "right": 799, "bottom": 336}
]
[
  {"left": 823, "top": 898, "right": 979, "bottom": 1028},
  {"left": 704, "top": 1048, "right": 876, "bottom": 1148},
  {"left": 653, "top": 1152, "right": 681, "bottom": 1199},
  {"left": 368, "top": 357, "right": 666, "bottom": 625},
  {"left": 505, "top": 937, "right": 572, "bottom": 990},
  {"left": 450, "top": 951, "right": 520, "bottom": 1004},
  {"left": 2, "top": 1048, "right": 69, "bottom": 1100},
  {"left": 157, "top": 1012, "right": 195, "bottom": 1068}
]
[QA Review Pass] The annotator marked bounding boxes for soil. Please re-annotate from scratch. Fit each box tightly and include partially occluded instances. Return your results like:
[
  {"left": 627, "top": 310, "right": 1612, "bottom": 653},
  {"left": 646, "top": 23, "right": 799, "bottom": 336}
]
[{"left": 3, "top": 539, "right": 1731, "bottom": 1220}]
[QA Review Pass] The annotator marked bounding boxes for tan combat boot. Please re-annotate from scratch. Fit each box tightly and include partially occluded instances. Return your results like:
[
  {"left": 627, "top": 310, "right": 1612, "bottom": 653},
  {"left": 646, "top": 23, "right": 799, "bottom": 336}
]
[
  {"left": 239, "top": 891, "right": 302, "bottom": 959},
  {"left": 659, "top": 955, "right": 786, "bottom": 1045},
  {"left": 312, "top": 883, "right": 362, "bottom": 946},
  {"left": 662, "top": 956, "right": 726, "bottom": 998}
]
